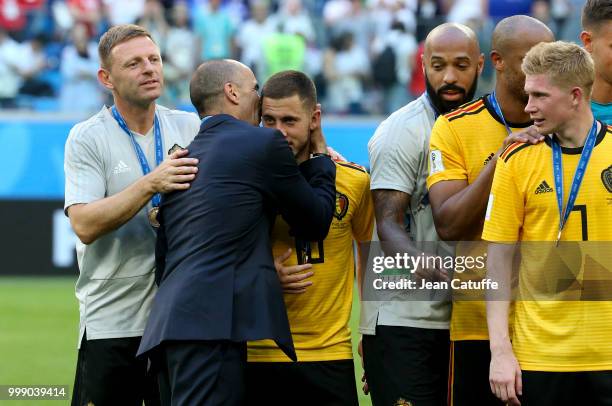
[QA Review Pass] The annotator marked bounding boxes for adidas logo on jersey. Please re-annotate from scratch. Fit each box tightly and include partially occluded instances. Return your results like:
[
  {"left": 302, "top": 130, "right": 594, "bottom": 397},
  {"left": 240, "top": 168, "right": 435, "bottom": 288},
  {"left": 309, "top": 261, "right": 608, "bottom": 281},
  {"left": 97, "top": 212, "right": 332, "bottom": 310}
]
[
  {"left": 113, "top": 160, "right": 131, "bottom": 175},
  {"left": 484, "top": 153, "right": 495, "bottom": 166},
  {"left": 535, "top": 180, "right": 553, "bottom": 194}
]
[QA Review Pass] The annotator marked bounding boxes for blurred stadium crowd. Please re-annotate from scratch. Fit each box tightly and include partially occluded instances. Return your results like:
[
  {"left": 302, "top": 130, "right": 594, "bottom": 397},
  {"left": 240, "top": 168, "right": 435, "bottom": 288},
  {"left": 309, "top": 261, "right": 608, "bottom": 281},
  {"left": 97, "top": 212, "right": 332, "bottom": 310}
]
[{"left": 0, "top": 0, "right": 586, "bottom": 114}]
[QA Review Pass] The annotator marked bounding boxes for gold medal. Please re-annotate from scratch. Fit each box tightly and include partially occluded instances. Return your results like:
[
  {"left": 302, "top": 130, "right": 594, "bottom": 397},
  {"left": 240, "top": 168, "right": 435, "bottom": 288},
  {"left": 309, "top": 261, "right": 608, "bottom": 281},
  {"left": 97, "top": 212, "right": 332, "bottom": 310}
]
[{"left": 148, "top": 207, "right": 160, "bottom": 228}]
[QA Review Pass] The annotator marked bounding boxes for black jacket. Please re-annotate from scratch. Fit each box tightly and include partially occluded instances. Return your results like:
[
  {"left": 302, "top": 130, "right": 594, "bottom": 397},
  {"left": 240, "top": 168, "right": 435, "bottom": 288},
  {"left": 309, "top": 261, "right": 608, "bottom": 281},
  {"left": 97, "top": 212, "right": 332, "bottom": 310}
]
[{"left": 137, "top": 114, "right": 336, "bottom": 361}]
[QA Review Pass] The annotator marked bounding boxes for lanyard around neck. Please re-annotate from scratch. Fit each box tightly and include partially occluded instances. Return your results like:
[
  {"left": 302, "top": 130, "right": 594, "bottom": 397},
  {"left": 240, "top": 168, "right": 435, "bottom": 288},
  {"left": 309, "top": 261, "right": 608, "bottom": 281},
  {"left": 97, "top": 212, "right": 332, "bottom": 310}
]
[
  {"left": 488, "top": 91, "right": 512, "bottom": 135},
  {"left": 111, "top": 105, "right": 163, "bottom": 208},
  {"left": 552, "top": 120, "right": 598, "bottom": 244}
]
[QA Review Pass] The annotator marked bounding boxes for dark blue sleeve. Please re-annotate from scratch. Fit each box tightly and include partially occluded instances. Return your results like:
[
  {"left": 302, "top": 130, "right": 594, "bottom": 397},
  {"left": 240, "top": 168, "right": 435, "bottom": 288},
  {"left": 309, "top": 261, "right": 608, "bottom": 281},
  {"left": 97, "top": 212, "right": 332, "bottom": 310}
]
[
  {"left": 263, "top": 130, "right": 336, "bottom": 241},
  {"left": 154, "top": 210, "right": 167, "bottom": 286}
]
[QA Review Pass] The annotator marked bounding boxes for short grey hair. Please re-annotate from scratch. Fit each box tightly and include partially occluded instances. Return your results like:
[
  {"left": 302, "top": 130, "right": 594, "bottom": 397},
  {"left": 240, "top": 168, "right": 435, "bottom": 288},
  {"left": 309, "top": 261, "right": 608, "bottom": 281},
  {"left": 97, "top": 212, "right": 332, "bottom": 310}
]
[{"left": 189, "top": 60, "right": 245, "bottom": 116}]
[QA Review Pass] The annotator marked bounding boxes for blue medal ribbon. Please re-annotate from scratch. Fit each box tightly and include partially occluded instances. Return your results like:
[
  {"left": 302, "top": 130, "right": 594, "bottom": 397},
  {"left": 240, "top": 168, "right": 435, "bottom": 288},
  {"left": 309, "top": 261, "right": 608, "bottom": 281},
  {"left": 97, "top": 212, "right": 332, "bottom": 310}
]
[
  {"left": 552, "top": 120, "right": 598, "bottom": 244},
  {"left": 111, "top": 105, "right": 163, "bottom": 208},
  {"left": 488, "top": 91, "right": 512, "bottom": 135}
]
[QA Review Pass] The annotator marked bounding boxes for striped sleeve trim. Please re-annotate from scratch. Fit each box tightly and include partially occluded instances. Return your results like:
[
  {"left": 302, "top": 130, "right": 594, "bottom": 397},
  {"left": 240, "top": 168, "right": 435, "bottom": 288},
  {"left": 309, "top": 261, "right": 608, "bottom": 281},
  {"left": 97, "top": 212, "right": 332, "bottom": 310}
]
[
  {"left": 500, "top": 142, "right": 530, "bottom": 162},
  {"left": 444, "top": 99, "right": 485, "bottom": 120}
]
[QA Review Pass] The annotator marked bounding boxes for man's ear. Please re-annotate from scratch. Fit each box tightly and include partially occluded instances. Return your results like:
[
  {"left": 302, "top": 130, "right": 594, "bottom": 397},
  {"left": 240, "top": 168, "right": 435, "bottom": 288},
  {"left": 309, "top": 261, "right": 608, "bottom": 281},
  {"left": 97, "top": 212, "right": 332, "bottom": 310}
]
[
  {"left": 224, "top": 82, "right": 239, "bottom": 105},
  {"left": 421, "top": 54, "right": 425, "bottom": 76},
  {"left": 580, "top": 31, "right": 593, "bottom": 52},
  {"left": 309, "top": 104, "right": 321, "bottom": 131},
  {"left": 97, "top": 68, "right": 114, "bottom": 91},
  {"left": 490, "top": 50, "right": 504, "bottom": 73},
  {"left": 570, "top": 86, "right": 583, "bottom": 107},
  {"left": 477, "top": 53, "right": 485, "bottom": 75}
]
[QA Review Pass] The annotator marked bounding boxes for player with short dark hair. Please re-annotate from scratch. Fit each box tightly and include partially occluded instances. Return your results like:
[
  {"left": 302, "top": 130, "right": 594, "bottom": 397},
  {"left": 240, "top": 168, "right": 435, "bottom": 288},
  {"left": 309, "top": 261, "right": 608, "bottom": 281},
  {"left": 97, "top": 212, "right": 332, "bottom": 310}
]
[
  {"left": 260, "top": 69, "right": 317, "bottom": 110},
  {"left": 246, "top": 70, "right": 374, "bottom": 406}
]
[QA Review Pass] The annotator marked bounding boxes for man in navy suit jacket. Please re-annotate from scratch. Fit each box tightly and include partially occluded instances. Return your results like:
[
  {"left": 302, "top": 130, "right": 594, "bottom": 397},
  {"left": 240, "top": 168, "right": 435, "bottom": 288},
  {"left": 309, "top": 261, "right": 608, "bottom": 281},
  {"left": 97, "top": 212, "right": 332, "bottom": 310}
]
[{"left": 137, "top": 59, "right": 336, "bottom": 405}]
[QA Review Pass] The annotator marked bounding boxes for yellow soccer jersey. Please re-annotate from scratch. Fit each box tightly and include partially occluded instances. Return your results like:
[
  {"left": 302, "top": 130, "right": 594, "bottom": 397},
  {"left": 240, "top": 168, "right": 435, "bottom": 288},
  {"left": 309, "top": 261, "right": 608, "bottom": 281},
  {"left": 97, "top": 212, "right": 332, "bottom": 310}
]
[
  {"left": 483, "top": 123, "right": 612, "bottom": 371},
  {"left": 427, "top": 95, "right": 529, "bottom": 341},
  {"left": 248, "top": 161, "right": 375, "bottom": 362}
]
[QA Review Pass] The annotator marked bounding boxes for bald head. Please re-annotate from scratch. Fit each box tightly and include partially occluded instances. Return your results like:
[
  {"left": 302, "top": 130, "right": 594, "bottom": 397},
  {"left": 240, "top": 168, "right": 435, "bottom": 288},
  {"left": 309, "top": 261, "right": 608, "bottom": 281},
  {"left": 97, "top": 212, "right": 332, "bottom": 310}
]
[
  {"left": 492, "top": 15, "right": 554, "bottom": 56},
  {"left": 424, "top": 23, "right": 480, "bottom": 58},
  {"left": 422, "top": 23, "right": 483, "bottom": 114},
  {"left": 490, "top": 15, "right": 554, "bottom": 103},
  {"left": 190, "top": 59, "right": 250, "bottom": 117}
]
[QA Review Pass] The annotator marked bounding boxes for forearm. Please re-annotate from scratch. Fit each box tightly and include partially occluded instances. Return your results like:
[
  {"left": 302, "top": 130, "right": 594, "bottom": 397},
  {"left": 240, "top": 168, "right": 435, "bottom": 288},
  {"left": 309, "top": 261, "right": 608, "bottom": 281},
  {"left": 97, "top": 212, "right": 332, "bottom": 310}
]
[
  {"left": 69, "top": 175, "right": 155, "bottom": 244},
  {"left": 373, "top": 189, "right": 423, "bottom": 257},
  {"left": 488, "top": 300, "right": 512, "bottom": 350},
  {"left": 434, "top": 160, "right": 497, "bottom": 240},
  {"left": 487, "top": 242, "right": 515, "bottom": 351},
  {"left": 280, "top": 158, "right": 336, "bottom": 241},
  {"left": 377, "top": 219, "right": 424, "bottom": 258},
  {"left": 71, "top": 147, "right": 199, "bottom": 244}
]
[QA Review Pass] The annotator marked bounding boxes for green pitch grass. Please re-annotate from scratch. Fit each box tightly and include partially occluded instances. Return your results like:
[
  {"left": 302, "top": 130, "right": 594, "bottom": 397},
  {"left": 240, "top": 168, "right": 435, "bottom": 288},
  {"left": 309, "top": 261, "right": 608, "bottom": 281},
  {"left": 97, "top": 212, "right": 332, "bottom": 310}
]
[
  {"left": 0, "top": 277, "right": 372, "bottom": 406},
  {"left": 0, "top": 277, "right": 78, "bottom": 406}
]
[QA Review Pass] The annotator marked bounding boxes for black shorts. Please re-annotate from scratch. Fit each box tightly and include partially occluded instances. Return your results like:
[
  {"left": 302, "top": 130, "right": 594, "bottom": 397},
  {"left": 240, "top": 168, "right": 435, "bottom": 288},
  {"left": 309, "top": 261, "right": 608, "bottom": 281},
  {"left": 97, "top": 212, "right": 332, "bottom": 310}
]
[
  {"left": 362, "top": 325, "right": 449, "bottom": 406},
  {"left": 245, "top": 359, "right": 358, "bottom": 406},
  {"left": 450, "top": 340, "right": 504, "bottom": 406},
  {"left": 71, "top": 333, "right": 160, "bottom": 406},
  {"left": 521, "top": 370, "right": 612, "bottom": 406}
]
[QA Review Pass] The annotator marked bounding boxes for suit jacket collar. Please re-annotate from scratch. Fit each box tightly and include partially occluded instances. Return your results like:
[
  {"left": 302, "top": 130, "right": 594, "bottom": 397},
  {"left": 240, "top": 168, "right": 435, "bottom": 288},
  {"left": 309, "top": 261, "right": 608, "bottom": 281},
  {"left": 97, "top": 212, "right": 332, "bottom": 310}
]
[{"left": 199, "top": 114, "right": 239, "bottom": 133}]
